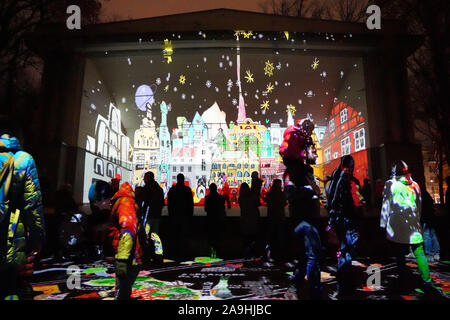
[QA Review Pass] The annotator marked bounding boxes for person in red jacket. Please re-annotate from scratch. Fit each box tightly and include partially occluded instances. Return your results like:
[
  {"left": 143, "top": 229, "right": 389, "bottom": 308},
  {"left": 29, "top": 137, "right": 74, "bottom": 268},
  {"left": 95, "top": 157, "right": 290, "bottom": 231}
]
[
  {"left": 109, "top": 182, "right": 143, "bottom": 300},
  {"left": 222, "top": 182, "right": 232, "bottom": 209}
]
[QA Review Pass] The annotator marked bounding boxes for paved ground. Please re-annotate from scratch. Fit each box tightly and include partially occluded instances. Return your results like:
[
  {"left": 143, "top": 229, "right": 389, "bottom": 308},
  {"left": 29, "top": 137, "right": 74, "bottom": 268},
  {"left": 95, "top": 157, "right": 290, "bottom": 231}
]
[{"left": 26, "top": 255, "right": 450, "bottom": 300}]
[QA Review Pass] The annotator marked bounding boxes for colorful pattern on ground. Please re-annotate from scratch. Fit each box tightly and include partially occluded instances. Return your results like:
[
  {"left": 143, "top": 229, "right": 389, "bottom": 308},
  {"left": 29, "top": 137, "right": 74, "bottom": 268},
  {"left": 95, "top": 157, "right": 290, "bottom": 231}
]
[{"left": 27, "top": 256, "right": 450, "bottom": 300}]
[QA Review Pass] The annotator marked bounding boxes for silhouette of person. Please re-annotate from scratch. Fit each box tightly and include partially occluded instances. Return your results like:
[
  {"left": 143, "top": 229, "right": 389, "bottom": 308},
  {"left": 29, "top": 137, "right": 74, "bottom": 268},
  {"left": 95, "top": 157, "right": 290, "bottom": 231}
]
[{"left": 204, "top": 183, "right": 226, "bottom": 257}]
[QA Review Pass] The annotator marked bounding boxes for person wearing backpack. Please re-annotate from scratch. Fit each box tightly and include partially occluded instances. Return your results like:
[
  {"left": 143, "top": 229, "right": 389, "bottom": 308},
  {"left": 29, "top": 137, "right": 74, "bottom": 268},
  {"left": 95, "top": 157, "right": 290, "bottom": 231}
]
[
  {"left": 109, "top": 182, "right": 147, "bottom": 300},
  {"left": 328, "top": 155, "right": 363, "bottom": 299},
  {"left": 0, "top": 116, "right": 45, "bottom": 300}
]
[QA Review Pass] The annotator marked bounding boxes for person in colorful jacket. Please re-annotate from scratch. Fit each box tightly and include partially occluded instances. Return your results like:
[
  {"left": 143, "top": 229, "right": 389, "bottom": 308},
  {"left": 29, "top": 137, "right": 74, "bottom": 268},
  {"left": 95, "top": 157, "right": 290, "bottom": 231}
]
[
  {"left": 0, "top": 117, "right": 45, "bottom": 300},
  {"left": 381, "top": 160, "right": 446, "bottom": 298},
  {"left": 109, "top": 182, "right": 144, "bottom": 300},
  {"left": 329, "top": 155, "right": 363, "bottom": 298}
]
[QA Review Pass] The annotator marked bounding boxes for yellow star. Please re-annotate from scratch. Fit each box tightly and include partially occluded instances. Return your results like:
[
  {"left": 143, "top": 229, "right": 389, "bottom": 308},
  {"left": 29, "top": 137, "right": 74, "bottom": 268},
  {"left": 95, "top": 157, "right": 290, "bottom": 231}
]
[
  {"left": 284, "top": 31, "right": 289, "bottom": 40},
  {"left": 264, "top": 60, "right": 274, "bottom": 77},
  {"left": 286, "top": 104, "right": 296, "bottom": 116},
  {"left": 245, "top": 70, "right": 254, "bottom": 83},
  {"left": 242, "top": 31, "right": 253, "bottom": 39},
  {"left": 234, "top": 30, "right": 243, "bottom": 39},
  {"left": 266, "top": 82, "right": 274, "bottom": 93},
  {"left": 311, "top": 57, "right": 319, "bottom": 70},
  {"left": 260, "top": 100, "right": 270, "bottom": 112},
  {"left": 163, "top": 39, "right": 173, "bottom": 64},
  {"left": 179, "top": 75, "right": 186, "bottom": 85}
]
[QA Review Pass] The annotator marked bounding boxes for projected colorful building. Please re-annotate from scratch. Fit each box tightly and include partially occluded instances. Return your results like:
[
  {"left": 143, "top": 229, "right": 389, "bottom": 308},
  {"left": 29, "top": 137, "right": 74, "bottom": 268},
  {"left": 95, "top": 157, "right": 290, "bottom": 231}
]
[{"left": 322, "top": 100, "right": 368, "bottom": 184}]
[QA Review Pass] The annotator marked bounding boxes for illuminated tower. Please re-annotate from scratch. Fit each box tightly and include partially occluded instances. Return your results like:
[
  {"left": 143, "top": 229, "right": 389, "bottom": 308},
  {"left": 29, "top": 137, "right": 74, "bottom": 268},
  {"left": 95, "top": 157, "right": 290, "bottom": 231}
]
[
  {"left": 158, "top": 101, "right": 171, "bottom": 186},
  {"left": 236, "top": 33, "right": 246, "bottom": 123}
]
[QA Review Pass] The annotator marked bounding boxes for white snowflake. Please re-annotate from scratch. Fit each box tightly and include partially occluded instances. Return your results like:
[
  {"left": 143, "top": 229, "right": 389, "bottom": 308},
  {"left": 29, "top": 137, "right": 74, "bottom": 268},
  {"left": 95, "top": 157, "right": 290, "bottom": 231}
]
[
  {"left": 254, "top": 111, "right": 258, "bottom": 115},
  {"left": 279, "top": 119, "right": 283, "bottom": 123},
  {"left": 206, "top": 80, "right": 212, "bottom": 88},
  {"left": 227, "top": 79, "right": 233, "bottom": 87},
  {"left": 276, "top": 62, "right": 282, "bottom": 70},
  {"left": 228, "top": 61, "right": 233, "bottom": 67},
  {"left": 166, "top": 73, "right": 171, "bottom": 81},
  {"left": 203, "top": 57, "right": 207, "bottom": 63},
  {"left": 121, "top": 97, "right": 126, "bottom": 103},
  {"left": 150, "top": 60, "right": 153, "bottom": 64},
  {"left": 219, "top": 62, "right": 223, "bottom": 68},
  {"left": 347, "top": 86, "right": 351, "bottom": 90},
  {"left": 298, "top": 99, "right": 302, "bottom": 104},
  {"left": 275, "top": 81, "right": 278, "bottom": 86},
  {"left": 90, "top": 104, "right": 96, "bottom": 110},
  {"left": 125, "top": 108, "right": 129, "bottom": 112},
  {"left": 173, "top": 87, "right": 178, "bottom": 92},
  {"left": 258, "top": 34, "right": 264, "bottom": 39},
  {"left": 227, "top": 87, "right": 231, "bottom": 92},
  {"left": 232, "top": 99, "right": 237, "bottom": 106},
  {"left": 254, "top": 94, "right": 259, "bottom": 99},
  {"left": 156, "top": 78, "right": 161, "bottom": 85},
  {"left": 97, "top": 80, "right": 102, "bottom": 84},
  {"left": 191, "top": 95, "right": 194, "bottom": 100},
  {"left": 181, "top": 93, "right": 186, "bottom": 100},
  {"left": 306, "top": 90, "right": 313, "bottom": 97},
  {"left": 226, "top": 56, "right": 230, "bottom": 61},
  {"left": 340, "top": 71, "right": 344, "bottom": 78},
  {"left": 215, "top": 87, "right": 220, "bottom": 92}
]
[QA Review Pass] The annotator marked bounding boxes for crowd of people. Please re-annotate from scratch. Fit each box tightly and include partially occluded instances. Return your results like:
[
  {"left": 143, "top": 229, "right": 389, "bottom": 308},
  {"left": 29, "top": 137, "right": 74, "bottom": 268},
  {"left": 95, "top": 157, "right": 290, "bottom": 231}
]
[{"left": 1, "top": 115, "right": 450, "bottom": 300}]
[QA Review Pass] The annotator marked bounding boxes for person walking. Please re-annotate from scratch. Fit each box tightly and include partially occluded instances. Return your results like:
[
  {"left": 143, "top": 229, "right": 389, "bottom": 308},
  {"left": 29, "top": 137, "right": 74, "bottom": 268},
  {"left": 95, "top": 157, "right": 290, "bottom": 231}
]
[
  {"left": 421, "top": 187, "right": 440, "bottom": 262},
  {"left": 140, "top": 172, "right": 165, "bottom": 236},
  {"left": 381, "top": 160, "right": 446, "bottom": 298}
]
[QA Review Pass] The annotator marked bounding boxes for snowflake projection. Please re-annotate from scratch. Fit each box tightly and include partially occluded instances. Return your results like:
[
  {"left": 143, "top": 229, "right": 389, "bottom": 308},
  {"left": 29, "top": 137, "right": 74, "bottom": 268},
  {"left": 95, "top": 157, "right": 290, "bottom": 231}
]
[
  {"left": 264, "top": 60, "right": 275, "bottom": 77},
  {"left": 347, "top": 86, "right": 351, "bottom": 90},
  {"left": 275, "top": 81, "right": 278, "bottom": 86},
  {"left": 199, "top": 105, "right": 202, "bottom": 109},
  {"left": 228, "top": 61, "right": 233, "bottom": 67},
  {"left": 227, "top": 79, "right": 233, "bottom": 88},
  {"left": 205, "top": 80, "right": 212, "bottom": 88},
  {"left": 276, "top": 62, "right": 282, "bottom": 70},
  {"left": 173, "top": 86, "right": 178, "bottom": 92},
  {"left": 126, "top": 108, "right": 129, "bottom": 112},
  {"left": 255, "top": 94, "right": 259, "bottom": 100},
  {"left": 203, "top": 57, "right": 207, "bottom": 63},
  {"left": 191, "top": 95, "right": 195, "bottom": 100},
  {"left": 275, "top": 99, "right": 279, "bottom": 104},
  {"left": 244, "top": 91, "right": 248, "bottom": 97},
  {"left": 164, "top": 85, "right": 169, "bottom": 92},
  {"left": 98, "top": 80, "right": 102, "bottom": 84},
  {"left": 215, "top": 87, "right": 219, "bottom": 92},
  {"left": 245, "top": 70, "right": 254, "bottom": 83},
  {"left": 227, "top": 87, "right": 231, "bottom": 92},
  {"left": 236, "top": 80, "right": 241, "bottom": 86},
  {"left": 321, "top": 71, "right": 327, "bottom": 77},
  {"left": 166, "top": 73, "right": 171, "bottom": 81},
  {"left": 258, "top": 33, "right": 264, "bottom": 39},
  {"left": 325, "top": 91, "right": 329, "bottom": 95},
  {"left": 311, "top": 57, "right": 319, "bottom": 70},
  {"left": 340, "top": 71, "right": 345, "bottom": 78},
  {"left": 286, "top": 104, "right": 296, "bottom": 116},
  {"left": 260, "top": 100, "right": 270, "bottom": 112},
  {"left": 219, "top": 62, "right": 223, "bottom": 68},
  {"left": 232, "top": 98, "right": 238, "bottom": 106},
  {"left": 156, "top": 78, "right": 161, "bottom": 85},
  {"left": 306, "top": 90, "right": 313, "bottom": 97},
  {"left": 266, "top": 83, "right": 274, "bottom": 93},
  {"left": 286, "top": 63, "right": 289, "bottom": 67},
  {"left": 90, "top": 104, "right": 96, "bottom": 110},
  {"left": 279, "top": 119, "right": 283, "bottom": 123},
  {"left": 226, "top": 55, "right": 230, "bottom": 61},
  {"left": 254, "top": 111, "right": 258, "bottom": 115},
  {"left": 181, "top": 93, "right": 186, "bottom": 100},
  {"left": 127, "top": 57, "right": 132, "bottom": 65},
  {"left": 121, "top": 97, "right": 126, "bottom": 103},
  {"left": 298, "top": 99, "right": 303, "bottom": 104},
  {"left": 179, "top": 75, "right": 186, "bottom": 85}
]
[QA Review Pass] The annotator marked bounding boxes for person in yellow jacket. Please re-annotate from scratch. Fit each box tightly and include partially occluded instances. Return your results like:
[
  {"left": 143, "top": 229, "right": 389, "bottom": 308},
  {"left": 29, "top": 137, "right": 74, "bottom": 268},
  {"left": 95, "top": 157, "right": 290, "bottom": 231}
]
[{"left": 0, "top": 116, "right": 45, "bottom": 300}]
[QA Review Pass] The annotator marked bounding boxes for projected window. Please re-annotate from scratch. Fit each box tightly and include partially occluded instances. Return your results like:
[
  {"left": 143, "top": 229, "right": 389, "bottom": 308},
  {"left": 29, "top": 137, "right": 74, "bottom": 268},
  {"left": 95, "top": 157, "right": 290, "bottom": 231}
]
[
  {"left": 340, "top": 108, "right": 348, "bottom": 123},
  {"left": 341, "top": 136, "right": 351, "bottom": 156},
  {"left": 354, "top": 128, "right": 366, "bottom": 152}
]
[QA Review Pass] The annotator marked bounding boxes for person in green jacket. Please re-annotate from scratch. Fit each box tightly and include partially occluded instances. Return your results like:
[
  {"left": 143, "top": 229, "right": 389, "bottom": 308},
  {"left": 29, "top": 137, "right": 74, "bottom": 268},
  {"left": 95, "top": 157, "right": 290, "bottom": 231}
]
[{"left": 0, "top": 116, "right": 45, "bottom": 300}]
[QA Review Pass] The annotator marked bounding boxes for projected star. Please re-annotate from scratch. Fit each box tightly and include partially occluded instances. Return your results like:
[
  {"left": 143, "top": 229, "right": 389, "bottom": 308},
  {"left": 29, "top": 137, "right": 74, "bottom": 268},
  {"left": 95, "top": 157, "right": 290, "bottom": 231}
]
[
  {"left": 242, "top": 31, "right": 253, "bottom": 39},
  {"left": 264, "top": 60, "right": 274, "bottom": 77},
  {"left": 164, "top": 85, "right": 169, "bottom": 92},
  {"left": 266, "top": 83, "right": 274, "bottom": 93},
  {"left": 284, "top": 31, "right": 289, "bottom": 40},
  {"left": 286, "top": 104, "right": 296, "bottom": 116},
  {"left": 260, "top": 100, "right": 270, "bottom": 112},
  {"left": 311, "top": 57, "right": 319, "bottom": 70},
  {"left": 179, "top": 75, "right": 186, "bottom": 85},
  {"left": 245, "top": 70, "right": 254, "bottom": 83}
]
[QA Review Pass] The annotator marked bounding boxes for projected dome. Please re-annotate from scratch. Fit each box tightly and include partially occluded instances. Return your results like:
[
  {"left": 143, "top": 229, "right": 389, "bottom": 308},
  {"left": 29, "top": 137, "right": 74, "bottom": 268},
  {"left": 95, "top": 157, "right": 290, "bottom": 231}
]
[{"left": 135, "top": 84, "right": 157, "bottom": 111}]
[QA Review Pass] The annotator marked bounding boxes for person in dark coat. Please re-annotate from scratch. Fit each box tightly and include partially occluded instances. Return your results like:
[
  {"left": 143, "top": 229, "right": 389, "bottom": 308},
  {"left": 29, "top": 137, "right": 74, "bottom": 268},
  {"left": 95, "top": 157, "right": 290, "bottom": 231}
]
[
  {"left": 361, "top": 178, "right": 372, "bottom": 208},
  {"left": 139, "top": 172, "right": 165, "bottom": 235},
  {"left": 167, "top": 173, "right": 194, "bottom": 261},
  {"left": 239, "top": 183, "right": 260, "bottom": 259},
  {"left": 204, "top": 183, "right": 226, "bottom": 258},
  {"left": 264, "top": 179, "right": 287, "bottom": 260},
  {"left": 421, "top": 187, "right": 440, "bottom": 261}
]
